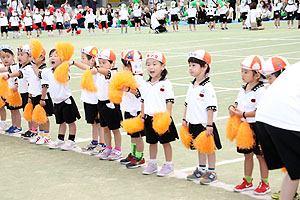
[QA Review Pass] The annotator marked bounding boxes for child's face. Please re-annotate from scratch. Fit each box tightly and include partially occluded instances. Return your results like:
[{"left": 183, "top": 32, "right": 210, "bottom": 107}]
[
  {"left": 241, "top": 68, "right": 260, "bottom": 83},
  {"left": 17, "top": 52, "right": 31, "bottom": 66},
  {"left": 0, "top": 51, "right": 14, "bottom": 66},
  {"left": 265, "top": 74, "right": 277, "bottom": 84},
  {"left": 146, "top": 58, "right": 165, "bottom": 79},
  {"left": 188, "top": 62, "right": 207, "bottom": 78},
  {"left": 32, "top": 55, "right": 44, "bottom": 66},
  {"left": 49, "top": 51, "right": 62, "bottom": 68},
  {"left": 81, "top": 53, "right": 92, "bottom": 65},
  {"left": 98, "top": 58, "right": 113, "bottom": 69}
]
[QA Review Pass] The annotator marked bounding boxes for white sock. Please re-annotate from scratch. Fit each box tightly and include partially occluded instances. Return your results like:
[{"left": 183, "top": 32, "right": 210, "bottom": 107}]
[
  {"left": 150, "top": 159, "right": 157, "bottom": 164},
  {"left": 165, "top": 161, "right": 172, "bottom": 165}
]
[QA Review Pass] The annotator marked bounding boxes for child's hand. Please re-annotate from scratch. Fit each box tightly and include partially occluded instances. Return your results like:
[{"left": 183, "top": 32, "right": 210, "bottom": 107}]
[
  {"left": 12, "top": 85, "right": 18, "bottom": 92},
  {"left": 28, "top": 98, "right": 32, "bottom": 104},
  {"left": 2, "top": 74, "right": 9, "bottom": 80},
  {"left": 233, "top": 108, "right": 243, "bottom": 118},
  {"left": 40, "top": 100, "right": 46, "bottom": 107},
  {"left": 140, "top": 116, "right": 145, "bottom": 124},
  {"left": 228, "top": 105, "right": 235, "bottom": 116},
  {"left": 91, "top": 67, "right": 98, "bottom": 74},
  {"left": 206, "top": 126, "right": 213, "bottom": 136},
  {"left": 182, "top": 119, "right": 187, "bottom": 127},
  {"left": 121, "top": 86, "right": 129, "bottom": 92}
]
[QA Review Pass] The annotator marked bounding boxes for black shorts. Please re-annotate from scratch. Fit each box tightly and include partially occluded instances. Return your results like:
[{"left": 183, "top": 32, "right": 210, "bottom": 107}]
[
  {"left": 120, "top": 20, "right": 127, "bottom": 25},
  {"left": 237, "top": 123, "right": 263, "bottom": 155},
  {"left": 207, "top": 15, "right": 215, "bottom": 22},
  {"left": 144, "top": 115, "right": 178, "bottom": 144},
  {"left": 56, "top": 22, "right": 63, "bottom": 29},
  {"left": 35, "top": 22, "right": 42, "bottom": 29},
  {"left": 97, "top": 100, "right": 122, "bottom": 130},
  {"left": 11, "top": 26, "right": 19, "bottom": 31},
  {"left": 240, "top": 12, "right": 247, "bottom": 21},
  {"left": 32, "top": 94, "right": 54, "bottom": 117},
  {"left": 158, "top": 19, "right": 166, "bottom": 25},
  {"left": 71, "top": 24, "right": 78, "bottom": 30},
  {"left": 124, "top": 111, "right": 145, "bottom": 138},
  {"left": 1, "top": 26, "right": 8, "bottom": 33},
  {"left": 84, "top": 102, "right": 100, "bottom": 124},
  {"left": 188, "top": 17, "right": 196, "bottom": 24},
  {"left": 46, "top": 25, "right": 53, "bottom": 31},
  {"left": 287, "top": 12, "right": 294, "bottom": 20},
  {"left": 188, "top": 123, "right": 222, "bottom": 150},
  {"left": 54, "top": 96, "right": 81, "bottom": 124},
  {"left": 256, "top": 122, "right": 300, "bottom": 180},
  {"left": 171, "top": 14, "right": 179, "bottom": 22},
  {"left": 214, "top": 15, "right": 220, "bottom": 22},
  {"left": 25, "top": 25, "right": 33, "bottom": 31},
  {"left": 274, "top": 10, "right": 280, "bottom": 19},
  {"left": 134, "top": 17, "right": 141, "bottom": 23},
  {"left": 88, "top": 23, "right": 95, "bottom": 29},
  {"left": 100, "top": 21, "right": 107, "bottom": 28},
  {"left": 297, "top": 13, "right": 300, "bottom": 20},
  {"left": 220, "top": 14, "right": 227, "bottom": 23}
]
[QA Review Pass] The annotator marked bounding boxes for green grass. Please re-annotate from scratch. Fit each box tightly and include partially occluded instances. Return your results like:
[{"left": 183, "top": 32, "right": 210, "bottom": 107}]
[{"left": 1, "top": 21, "right": 300, "bottom": 200}]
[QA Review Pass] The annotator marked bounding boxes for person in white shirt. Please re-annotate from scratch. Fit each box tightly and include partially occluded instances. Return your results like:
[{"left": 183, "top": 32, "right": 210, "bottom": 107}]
[
  {"left": 247, "top": 2, "right": 264, "bottom": 30},
  {"left": 86, "top": 8, "right": 96, "bottom": 35},
  {"left": 133, "top": 3, "right": 142, "bottom": 33},
  {"left": 9, "top": 10, "right": 20, "bottom": 38},
  {"left": 273, "top": 0, "right": 282, "bottom": 28},
  {"left": 285, "top": 0, "right": 296, "bottom": 28},
  {"left": 32, "top": 8, "right": 43, "bottom": 37},
  {"left": 187, "top": 1, "right": 198, "bottom": 31},
  {"left": 0, "top": 11, "right": 9, "bottom": 39},
  {"left": 183, "top": 50, "right": 221, "bottom": 184},
  {"left": 6, "top": 0, "right": 23, "bottom": 16},
  {"left": 69, "top": 14, "right": 78, "bottom": 36},
  {"left": 55, "top": 9, "right": 64, "bottom": 36},
  {"left": 238, "top": 0, "right": 249, "bottom": 29},
  {"left": 229, "top": 55, "right": 270, "bottom": 195},
  {"left": 206, "top": 3, "right": 216, "bottom": 31},
  {"left": 119, "top": 4, "right": 129, "bottom": 34},
  {"left": 227, "top": 6, "right": 234, "bottom": 23},
  {"left": 169, "top": 1, "right": 180, "bottom": 31},
  {"left": 98, "top": 7, "right": 109, "bottom": 34},
  {"left": 256, "top": 61, "right": 300, "bottom": 200},
  {"left": 261, "top": 5, "right": 271, "bottom": 21},
  {"left": 43, "top": 9, "right": 54, "bottom": 36},
  {"left": 219, "top": 1, "right": 229, "bottom": 30},
  {"left": 150, "top": 8, "right": 167, "bottom": 33}
]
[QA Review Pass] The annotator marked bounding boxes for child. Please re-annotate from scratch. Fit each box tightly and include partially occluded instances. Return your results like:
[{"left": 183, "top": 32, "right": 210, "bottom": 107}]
[
  {"left": 0, "top": 11, "right": 9, "bottom": 39},
  {"left": 98, "top": 8, "right": 109, "bottom": 34},
  {"left": 187, "top": 2, "right": 198, "bottom": 31},
  {"left": 43, "top": 9, "right": 54, "bottom": 37},
  {"left": 206, "top": 4, "right": 216, "bottom": 31},
  {"left": 32, "top": 8, "right": 43, "bottom": 37},
  {"left": 70, "top": 14, "right": 78, "bottom": 36},
  {"left": 32, "top": 48, "right": 81, "bottom": 150},
  {"left": 169, "top": 1, "right": 180, "bottom": 31},
  {"left": 229, "top": 55, "right": 271, "bottom": 195},
  {"left": 238, "top": 0, "right": 249, "bottom": 29},
  {"left": 273, "top": 0, "right": 282, "bottom": 28},
  {"left": 297, "top": 1, "right": 300, "bottom": 29},
  {"left": 23, "top": 9, "right": 33, "bottom": 38},
  {"left": 9, "top": 10, "right": 20, "bottom": 39},
  {"left": 86, "top": 8, "right": 96, "bottom": 35},
  {"left": 285, "top": 0, "right": 295, "bottom": 28},
  {"left": 219, "top": 1, "right": 229, "bottom": 30},
  {"left": 119, "top": 49, "right": 146, "bottom": 169},
  {"left": 151, "top": 8, "right": 167, "bottom": 33},
  {"left": 248, "top": 2, "right": 264, "bottom": 30},
  {"left": 160, "top": 2, "right": 168, "bottom": 29},
  {"left": 261, "top": 56, "right": 288, "bottom": 85},
  {"left": 28, "top": 49, "right": 54, "bottom": 144},
  {"left": 133, "top": 3, "right": 142, "bottom": 33},
  {"left": 183, "top": 50, "right": 222, "bottom": 184},
  {"left": 71, "top": 46, "right": 106, "bottom": 155},
  {"left": 261, "top": 5, "right": 271, "bottom": 21},
  {"left": 141, "top": 52, "right": 178, "bottom": 177},
  {"left": 90, "top": 49, "right": 123, "bottom": 160},
  {"left": 55, "top": 9, "right": 64, "bottom": 36},
  {"left": 119, "top": 4, "right": 129, "bottom": 34}
]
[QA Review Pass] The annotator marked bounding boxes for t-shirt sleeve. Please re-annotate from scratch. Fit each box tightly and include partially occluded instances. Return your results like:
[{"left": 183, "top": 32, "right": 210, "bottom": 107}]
[
  {"left": 255, "top": 87, "right": 266, "bottom": 109},
  {"left": 165, "top": 80, "right": 175, "bottom": 103},
  {"left": 205, "top": 85, "right": 217, "bottom": 111}
]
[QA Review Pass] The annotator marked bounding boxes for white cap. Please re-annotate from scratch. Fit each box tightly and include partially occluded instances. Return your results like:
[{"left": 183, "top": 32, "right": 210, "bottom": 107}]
[
  {"left": 240, "top": 55, "right": 264, "bottom": 72},
  {"left": 121, "top": 49, "right": 143, "bottom": 75},
  {"left": 261, "top": 56, "right": 289, "bottom": 75},
  {"left": 81, "top": 46, "right": 99, "bottom": 58},
  {"left": 145, "top": 51, "right": 166, "bottom": 64},
  {"left": 188, "top": 50, "right": 212, "bottom": 67},
  {"left": 17, "top": 44, "right": 32, "bottom": 54}
]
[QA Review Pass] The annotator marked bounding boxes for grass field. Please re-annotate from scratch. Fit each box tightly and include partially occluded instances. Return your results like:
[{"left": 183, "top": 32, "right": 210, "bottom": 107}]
[{"left": 1, "top": 21, "right": 300, "bottom": 200}]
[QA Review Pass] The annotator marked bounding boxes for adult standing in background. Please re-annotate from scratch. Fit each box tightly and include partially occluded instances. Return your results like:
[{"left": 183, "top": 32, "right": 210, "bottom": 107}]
[
  {"left": 229, "top": 0, "right": 237, "bottom": 20},
  {"left": 7, "top": 0, "right": 24, "bottom": 15},
  {"left": 61, "top": 0, "right": 72, "bottom": 16},
  {"left": 34, "top": 0, "right": 45, "bottom": 11},
  {"left": 88, "top": 0, "right": 97, "bottom": 15},
  {"left": 107, "top": 3, "right": 113, "bottom": 27}
]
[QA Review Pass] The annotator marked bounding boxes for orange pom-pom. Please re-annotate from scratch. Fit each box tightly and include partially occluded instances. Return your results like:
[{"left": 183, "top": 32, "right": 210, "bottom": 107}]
[
  {"left": 80, "top": 70, "right": 97, "bottom": 92},
  {"left": 152, "top": 111, "right": 171, "bottom": 136},
  {"left": 32, "top": 104, "right": 48, "bottom": 124},
  {"left": 23, "top": 103, "right": 33, "bottom": 122},
  {"left": 108, "top": 70, "right": 138, "bottom": 104},
  {"left": 54, "top": 62, "right": 69, "bottom": 84},
  {"left": 0, "top": 76, "right": 9, "bottom": 99},
  {"left": 121, "top": 115, "right": 144, "bottom": 134},
  {"left": 236, "top": 122, "right": 255, "bottom": 149},
  {"left": 226, "top": 115, "right": 242, "bottom": 142},
  {"left": 281, "top": 167, "right": 287, "bottom": 173},
  {"left": 55, "top": 41, "right": 74, "bottom": 61},
  {"left": 0, "top": 98, "right": 5, "bottom": 108},
  {"left": 179, "top": 126, "right": 193, "bottom": 149},
  {"left": 30, "top": 39, "right": 43, "bottom": 59},
  {"left": 6, "top": 88, "right": 22, "bottom": 107},
  {"left": 193, "top": 131, "right": 216, "bottom": 154}
]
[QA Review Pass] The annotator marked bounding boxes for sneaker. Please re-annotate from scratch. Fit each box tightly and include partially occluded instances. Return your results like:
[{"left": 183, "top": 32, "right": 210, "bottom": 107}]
[
  {"left": 12, "top": 127, "right": 22, "bottom": 134},
  {"left": 29, "top": 134, "right": 41, "bottom": 144},
  {"left": 225, "top": 27, "right": 228, "bottom": 30},
  {"left": 61, "top": 140, "right": 76, "bottom": 151},
  {"left": 99, "top": 148, "right": 112, "bottom": 160},
  {"left": 90, "top": 144, "right": 106, "bottom": 156},
  {"left": 108, "top": 149, "right": 123, "bottom": 161},
  {"left": 120, "top": 153, "right": 134, "bottom": 165},
  {"left": 142, "top": 162, "right": 158, "bottom": 175},
  {"left": 186, "top": 168, "right": 205, "bottom": 181},
  {"left": 49, "top": 139, "right": 65, "bottom": 149},
  {"left": 5, "top": 126, "right": 15, "bottom": 134},
  {"left": 36, "top": 135, "right": 51, "bottom": 145},
  {"left": 0, "top": 122, "right": 7, "bottom": 131},
  {"left": 221, "top": 27, "right": 225, "bottom": 30},
  {"left": 22, "top": 130, "right": 34, "bottom": 140},
  {"left": 157, "top": 163, "right": 174, "bottom": 177},
  {"left": 271, "top": 191, "right": 280, "bottom": 199},
  {"left": 126, "top": 157, "right": 146, "bottom": 169},
  {"left": 200, "top": 171, "right": 217, "bottom": 185},
  {"left": 254, "top": 181, "right": 271, "bottom": 195},
  {"left": 81, "top": 143, "right": 97, "bottom": 152},
  {"left": 234, "top": 178, "right": 254, "bottom": 192}
]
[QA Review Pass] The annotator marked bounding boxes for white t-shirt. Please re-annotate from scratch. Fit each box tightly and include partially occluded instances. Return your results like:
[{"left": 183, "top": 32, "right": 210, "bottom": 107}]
[
  {"left": 23, "top": 16, "right": 33, "bottom": 26},
  {"left": 119, "top": 9, "right": 129, "bottom": 20},
  {"left": 228, "top": 7, "right": 234, "bottom": 19},
  {"left": 261, "top": 9, "right": 271, "bottom": 18},
  {"left": 256, "top": 62, "right": 300, "bottom": 132},
  {"left": 55, "top": 12, "right": 64, "bottom": 23},
  {"left": 9, "top": 16, "right": 20, "bottom": 26},
  {"left": 133, "top": 7, "right": 142, "bottom": 17},
  {"left": 28, "top": 64, "right": 49, "bottom": 97},
  {"left": 0, "top": 17, "right": 9, "bottom": 26},
  {"left": 80, "top": 73, "right": 98, "bottom": 104},
  {"left": 33, "top": 14, "right": 43, "bottom": 23},
  {"left": 44, "top": 15, "right": 54, "bottom": 25},
  {"left": 98, "top": 15, "right": 108, "bottom": 22},
  {"left": 6, "top": 64, "right": 19, "bottom": 88},
  {"left": 96, "top": 68, "right": 117, "bottom": 101},
  {"left": 235, "top": 83, "right": 265, "bottom": 123},
  {"left": 86, "top": 13, "right": 96, "bottom": 24},
  {"left": 17, "top": 63, "right": 32, "bottom": 94},
  {"left": 219, "top": 5, "right": 228, "bottom": 15},
  {"left": 151, "top": 12, "right": 160, "bottom": 29},
  {"left": 187, "top": 7, "right": 197, "bottom": 18},
  {"left": 141, "top": 78, "right": 175, "bottom": 116},
  {"left": 206, "top": 7, "right": 216, "bottom": 16},
  {"left": 169, "top": 7, "right": 180, "bottom": 15},
  {"left": 249, "top": 9, "right": 258, "bottom": 23},
  {"left": 185, "top": 78, "right": 218, "bottom": 125},
  {"left": 273, "top": 2, "right": 282, "bottom": 11},
  {"left": 70, "top": 18, "right": 78, "bottom": 25},
  {"left": 239, "top": 4, "right": 249, "bottom": 13}
]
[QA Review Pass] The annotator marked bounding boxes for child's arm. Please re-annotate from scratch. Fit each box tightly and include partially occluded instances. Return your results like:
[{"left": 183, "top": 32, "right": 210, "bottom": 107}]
[
  {"left": 2, "top": 71, "right": 21, "bottom": 79},
  {"left": 182, "top": 106, "right": 187, "bottom": 127},
  {"left": 0, "top": 67, "right": 9, "bottom": 73},
  {"left": 95, "top": 67, "right": 110, "bottom": 76},
  {"left": 71, "top": 61, "right": 90, "bottom": 70},
  {"left": 140, "top": 101, "right": 145, "bottom": 123},
  {"left": 12, "top": 80, "right": 18, "bottom": 92},
  {"left": 28, "top": 93, "right": 32, "bottom": 104},
  {"left": 232, "top": 108, "right": 256, "bottom": 119},
  {"left": 206, "top": 109, "right": 214, "bottom": 135},
  {"left": 166, "top": 101, "right": 172, "bottom": 115},
  {"left": 40, "top": 86, "right": 48, "bottom": 107}
]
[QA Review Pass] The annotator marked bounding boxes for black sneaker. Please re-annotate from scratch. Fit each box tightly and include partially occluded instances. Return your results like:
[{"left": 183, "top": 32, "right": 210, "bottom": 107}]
[
  {"left": 221, "top": 27, "right": 225, "bottom": 30},
  {"left": 225, "top": 27, "right": 228, "bottom": 30},
  {"left": 120, "top": 153, "right": 133, "bottom": 165},
  {"left": 126, "top": 157, "right": 146, "bottom": 169},
  {"left": 22, "top": 130, "right": 34, "bottom": 140}
]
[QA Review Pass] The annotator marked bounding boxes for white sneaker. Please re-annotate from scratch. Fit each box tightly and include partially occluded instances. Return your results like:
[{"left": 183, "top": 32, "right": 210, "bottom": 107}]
[
  {"left": 98, "top": 148, "right": 112, "bottom": 160},
  {"left": 1, "top": 37, "right": 4, "bottom": 40},
  {"left": 6, "top": 36, "right": 9, "bottom": 39},
  {"left": 29, "top": 134, "right": 41, "bottom": 144},
  {"left": 108, "top": 149, "right": 123, "bottom": 161},
  {"left": 36, "top": 135, "right": 51, "bottom": 145},
  {"left": 61, "top": 140, "right": 76, "bottom": 151},
  {"left": 49, "top": 139, "right": 65, "bottom": 149},
  {"left": 0, "top": 122, "right": 7, "bottom": 131}
]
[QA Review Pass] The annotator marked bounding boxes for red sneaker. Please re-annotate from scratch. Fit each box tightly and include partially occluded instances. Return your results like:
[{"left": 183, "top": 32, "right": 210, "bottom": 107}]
[
  {"left": 234, "top": 178, "right": 254, "bottom": 192},
  {"left": 126, "top": 157, "right": 146, "bottom": 169},
  {"left": 254, "top": 181, "right": 271, "bottom": 195}
]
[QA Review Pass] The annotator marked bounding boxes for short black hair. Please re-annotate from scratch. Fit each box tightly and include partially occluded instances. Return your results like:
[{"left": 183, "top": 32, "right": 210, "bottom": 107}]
[
  {"left": 1, "top": 49, "right": 14, "bottom": 55},
  {"left": 49, "top": 49, "right": 57, "bottom": 57},
  {"left": 188, "top": 57, "right": 210, "bottom": 75},
  {"left": 272, "top": 69, "right": 285, "bottom": 78}
]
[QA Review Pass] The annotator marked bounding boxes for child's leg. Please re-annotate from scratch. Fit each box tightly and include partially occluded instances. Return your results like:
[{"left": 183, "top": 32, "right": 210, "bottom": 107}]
[
  {"left": 68, "top": 122, "right": 76, "bottom": 140},
  {"left": 225, "top": 21, "right": 227, "bottom": 28},
  {"left": 176, "top": 21, "right": 178, "bottom": 30},
  {"left": 213, "top": 21, "right": 216, "bottom": 29},
  {"left": 121, "top": 24, "right": 123, "bottom": 32},
  {"left": 162, "top": 142, "right": 172, "bottom": 162},
  {"left": 30, "top": 31, "right": 32, "bottom": 36},
  {"left": 280, "top": 173, "right": 299, "bottom": 200},
  {"left": 244, "top": 152, "right": 254, "bottom": 181},
  {"left": 138, "top": 23, "right": 141, "bottom": 31},
  {"left": 103, "top": 126, "right": 111, "bottom": 146},
  {"left": 41, "top": 120, "right": 50, "bottom": 132},
  {"left": 193, "top": 24, "right": 196, "bottom": 30},
  {"left": 209, "top": 22, "right": 211, "bottom": 30},
  {"left": 149, "top": 143, "right": 158, "bottom": 159},
  {"left": 207, "top": 152, "right": 216, "bottom": 169},
  {"left": 198, "top": 152, "right": 207, "bottom": 172},
  {"left": 11, "top": 109, "right": 21, "bottom": 128},
  {"left": 111, "top": 129, "right": 121, "bottom": 148},
  {"left": 58, "top": 122, "right": 67, "bottom": 136},
  {"left": 96, "top": 123, "right": 105, "bottom": 144},
  {"left": 0, "top": 107, "right": 6, "bottom": 121},
  {"left": 256, "top": 155, "right": 269, "bottom": 182},
  {"left": 125, "top": 24, "right": 128, "bottom": 32},
  {"left": 92, "top": 123, "right": 99, "bottom": 142},
  {"left": 135, "top": 136, "right": 144, "bottom": 159},
  {"left": 189, "top": 24, "right": 191, "bottom": 30},
  {"left": 135, "top": 23, "right": 137, "bottom": 31}
]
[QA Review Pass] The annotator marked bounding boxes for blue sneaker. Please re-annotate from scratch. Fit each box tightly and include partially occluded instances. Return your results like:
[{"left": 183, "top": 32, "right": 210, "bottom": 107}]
[
  {"left": 5, "top": 126, "right": 14, "bottom": 133},
  {"left": 12, "top": 127, "right": 22, "bottom": 134},
  {"left": 186, "top": 167, "right": 205, "bottom": 181},
  {"left": 200, "top": 171, "right": 217, "bottom": 185}
]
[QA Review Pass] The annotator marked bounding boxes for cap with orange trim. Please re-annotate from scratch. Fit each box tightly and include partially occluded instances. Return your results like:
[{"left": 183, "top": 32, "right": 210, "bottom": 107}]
[
  {"left": 121, "top": 49, "right": 143, "bottom": 75},
  {"left": 145, "top": 51, "right": 166, "bottom": 65},
  {"left": 261, "top": 56, "right": 289, "bottom": 76},
  {"left": 17, "top": 44, "right": 32, "bottom": 55},
  {"left": 81, "top": 46, "right": 99, "bottom": 58},
  {"left": 97, "top": 49, "right": 116, "bottom": 62},
  {"left": 240, "top": 55, "right": 264, "bottom": 72},
  {"left": 188, "top": 50, "right": 212, "bottom": 67}
]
